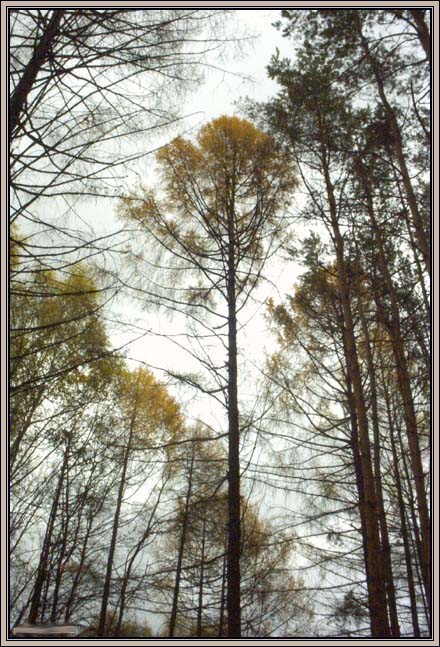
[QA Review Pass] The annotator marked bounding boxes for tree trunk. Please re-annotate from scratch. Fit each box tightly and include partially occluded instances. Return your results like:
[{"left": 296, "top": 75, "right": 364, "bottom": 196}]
[
  {"left": 218, "top": 537, "right": 227, "bottom": 637},
  {"left": 396, "top": 408, "right": 430, "bottom": 626},
  {"left": 28, "top": 453, "right": 67, "bottom": 623},
  {"left": 355, "top": 268, "right": 400, "bottom": 636},
  {"left": 383, "top": 385, "right": 421, "bottom": 637},
  {"left": 196, "top": 514, "right": 206, "bottom": 637},
  {"left": 357, "top": 158, "right": 431, "bottom": 611},
  {"left": 50, "top": 460, "right": 72, "bottom": 622},
  {"left": 345, "top": 375, "right": 371, "bottom": 593},
  {"left": 64, "top": 515, "right": 94, "bottom": 622},
  {"left": 10, "top": 10, "right": 65, "bottom": 138},
  {"left": 409, "top": 9, "right": 431, "bottom": 59},
  {"left": 116, "top": 475, "right": 168, "bottom": 634},
  {"left": 355, "top": 13, "right": 430, "bottom": 276},
  {"left": 98, "top": 388, "right": 140, "bottom": 636},
  {"left": 226, "top": 216, "right": 241, "bottom": 638},
  {"left": 169, "top": 448, "right": 195, "bottom": 638},
  {"left": 322, "top": 160, "right": 390, "bottom": 636}
]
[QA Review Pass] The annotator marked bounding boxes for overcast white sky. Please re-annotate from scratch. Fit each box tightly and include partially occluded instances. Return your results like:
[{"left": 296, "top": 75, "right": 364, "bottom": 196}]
[{"left": 182, "top": 10, "right": 293, "bottom": 123}]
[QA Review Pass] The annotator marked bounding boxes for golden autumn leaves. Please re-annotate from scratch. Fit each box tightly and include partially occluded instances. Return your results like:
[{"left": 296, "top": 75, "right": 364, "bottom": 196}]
[{"left": 118, "top": 115, "right": 297, "bottom": 273}]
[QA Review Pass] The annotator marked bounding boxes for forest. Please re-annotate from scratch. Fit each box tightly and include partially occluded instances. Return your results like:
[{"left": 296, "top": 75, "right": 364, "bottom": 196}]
[{"left": 9, "top": 7, "right": 431, "bottom": 639}]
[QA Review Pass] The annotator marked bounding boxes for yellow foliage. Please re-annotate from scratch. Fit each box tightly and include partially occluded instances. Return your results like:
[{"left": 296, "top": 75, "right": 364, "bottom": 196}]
[
  {"left": 117, "top": 115, "right": 297, "bottom": 268},
  {"left": 115, "top": 366, "right": 184, "bottom": 446}
]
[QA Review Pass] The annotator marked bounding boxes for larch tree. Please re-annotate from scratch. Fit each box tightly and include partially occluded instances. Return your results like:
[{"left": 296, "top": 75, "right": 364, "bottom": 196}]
[
  {"left": 10, "top": 259, "right": 123, "bottom": 626},
  {"left": 118, "top": 114, "right": 297, "bottom": 637},
  {"left": 97, "top": 366, "right": 184, "bottom": 636},
  {"left": 156, "top": 447, "right": 312, "bottom": 639}
]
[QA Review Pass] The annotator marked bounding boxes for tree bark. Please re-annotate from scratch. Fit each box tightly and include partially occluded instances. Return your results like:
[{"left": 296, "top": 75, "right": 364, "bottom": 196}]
[
  {"left": 226, "top": 215, "right": 241, "bottom": 638},
  {"left": 169, "top": 448, "right": 195, "bottom": 638},
  {"left": 357, "top": 158, "right": 431, "bottom": 611},
  {"left": 383, "top": 383, "right": 421, "bottom": 637},
  {"left": 356, "top": 268, "right": 400, "bottom": 636},
  {"left": 196, "top": 514, "right": 206, "bottom": 637},
  {"left": 28, "top": 453, "right": 67, "bottom": 623},
  {"left": 409, "top": 9, "right": 431, "bottom": 60},
  {"left": 322, "top": 160, "right": 390, "bottom": 637},
  {"left": 64, "top": 515, "right": 94, "bottom": 622},
  {"left": 10, "top": 10, "right": 65, "bottom": 139},
  {"left": 345, "top": 375, "right": 371, "bottom": 593},
  {"left": 98, "top": 387, "right": 140, "bottom": 636},
  {"left": 218, "top": 536, "right": 227, "bottom": 637},
  {"left": 355, "top": 13, "right": 430, "bottom": 276},
  {"left": 50, "top": 453, "right": 73, "bottom": 622}
]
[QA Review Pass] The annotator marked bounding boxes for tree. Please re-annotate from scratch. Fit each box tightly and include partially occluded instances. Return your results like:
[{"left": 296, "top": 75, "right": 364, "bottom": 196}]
[
  {"left": 271, "top": 9, "right": 430, "bottom": 277},
  {"left": 10, "top": 8, "right": 430, "bottom": 639},
  {"left": 154, "top": 430, "right": 227, "bottom": 638},
  {"left": 9, "top": 252, "right": 117, "bottom": 625},
  {"left": 11, "top": 300, "right": 187, "bottom": 633},
  {"left": 10, "top": 255, "right": 116, "bottom": 479},
  {"left": 258, "top": 56, "right": 390, "bottom": 636},
  {"left": 118, "top": 115, "right": 297, "bottom": 636},
  {"left": 96, "top": 366, "right": 184, "bottom": 636},
  {"left": 241, "top": 9, "right": 429, "bottom": 634},
  {"left": 155, "top": 435, "right": 312, "bottom": 638}
]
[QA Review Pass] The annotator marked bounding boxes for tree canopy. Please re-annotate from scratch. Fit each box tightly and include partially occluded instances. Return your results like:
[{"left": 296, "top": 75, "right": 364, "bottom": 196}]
[{"left": 8, "top": 7, "right": 431, "bottom": 640}]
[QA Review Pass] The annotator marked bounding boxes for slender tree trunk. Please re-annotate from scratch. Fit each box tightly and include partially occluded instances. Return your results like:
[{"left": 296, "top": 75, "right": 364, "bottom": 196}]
[
  {"left": 28, "top": 454, "right": 67, "bottom": 623},
  {"left": 64, "top": 515, "right": 93, "bottom": 622},
  {"left": 337, "top": 298, "right": 371, "bottom": 592},
  {"left": 384, "top": 146, "right": 430, "bottom": 323},
  {"left": 357, "top": 158, "right": 431, "bottom": 610},
  {"left": 226, "top": 219, "right": 241, "bottom": 638},
  {"left": 383, "top": 385, "right": 421, "bottom": 637},
  {"left": 50, "top": 481, "right": 70, "bottom": 621},
  {"left": 53, "top": 507, "right": 82, "bottom": 619},
  {"left": 322, "top": 160, "right": 390, "bottom": 636},
  {"left": 64, "top": 459, "right": 109, "bottom": 622},
  {"left": 398, "top": 416, "right": 426, "bottom": 597},
  {"left": 406, "top": 508, "right": 430, "bottom": 628},
  {"left": 98, "top": 389, "right": 140, "bottom": 636},
  {"left": 396, "top": 408, "right": 431, "bottom": 626},
  {"left": 169, "top": 448, "right": 195, "bottom": 638},
  {"left": 403, "top": 217, "right": 430, "bottom": 360},
  {"left": 40, "top": 557, "right": 52, "bottom": 622},
  {"left": 116, "top": 475, "right": 168, "bottom": 634},
  {"left": 345, "top": 376, "right": 371, "bottom": 592},
  {"left": 10, "top": 10, "right": 65, "bottom": 138},
  {"left": 355, "top": 269, "right": 400, "bottom": 636},
  {"left": 355, "top": 13, "right": 430, "bottom": 276},
  {"left": 218, "top": 537, "right": 227, "bottom": 637},
  {"left": 196, "top": 514, "right": 206, "bottom": 637}
]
